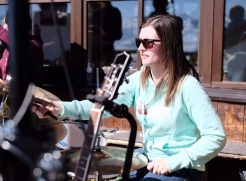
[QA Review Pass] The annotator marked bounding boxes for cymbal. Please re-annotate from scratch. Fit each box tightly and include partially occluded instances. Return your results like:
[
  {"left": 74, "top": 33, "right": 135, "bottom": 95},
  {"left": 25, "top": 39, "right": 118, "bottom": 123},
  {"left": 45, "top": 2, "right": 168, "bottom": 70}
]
[
  {"left": 0, "top": 86, "right": 64, "bottom": 124},
  {"left": 60, "top": 146, "right": 148, "bottom": 175},
  {"left": 32, "top": 86, "right": 61, "bottom": 102},
  {"left": 32, "top": 86, "right": 65, "bottom": 125}
]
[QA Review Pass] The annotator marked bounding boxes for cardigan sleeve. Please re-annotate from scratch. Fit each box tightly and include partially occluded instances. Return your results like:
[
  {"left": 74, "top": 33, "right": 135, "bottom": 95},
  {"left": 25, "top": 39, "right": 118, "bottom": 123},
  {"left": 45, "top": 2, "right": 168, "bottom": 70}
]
[{"left": 165, "top": 76, "right": 227, "bottom": 172}]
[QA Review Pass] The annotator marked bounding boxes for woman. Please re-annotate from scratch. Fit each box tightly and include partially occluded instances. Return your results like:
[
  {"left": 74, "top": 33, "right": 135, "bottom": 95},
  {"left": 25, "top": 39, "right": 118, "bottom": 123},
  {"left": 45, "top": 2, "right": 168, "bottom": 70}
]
[{"left": 33, "top": 15, "right": 226, "bottom": 181}]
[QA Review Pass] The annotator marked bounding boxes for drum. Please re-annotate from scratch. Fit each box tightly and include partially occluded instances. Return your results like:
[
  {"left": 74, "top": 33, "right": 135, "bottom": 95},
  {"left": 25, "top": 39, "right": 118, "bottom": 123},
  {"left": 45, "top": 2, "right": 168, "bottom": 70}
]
[
  {"left": 67, "top": 172, "right": 121, "bottom": 181},
  {"left": 87, "top": 174, "right": 121, "bottom": 181},
  {"left": 47, "top": 121, "right": 88, "bottom": 150}
]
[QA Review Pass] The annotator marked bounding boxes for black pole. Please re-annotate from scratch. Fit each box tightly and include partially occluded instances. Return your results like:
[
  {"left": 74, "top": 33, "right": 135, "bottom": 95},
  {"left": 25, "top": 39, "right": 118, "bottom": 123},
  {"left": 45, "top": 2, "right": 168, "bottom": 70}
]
[
  {"left": 0, "top": 1, "right": 35, "bottom": 181},
  {"left": 0, "top": 2, "right": 67, "bottom": 181},
  {"left": 9, "top": 0, "right": 34, "bottom": 130}
]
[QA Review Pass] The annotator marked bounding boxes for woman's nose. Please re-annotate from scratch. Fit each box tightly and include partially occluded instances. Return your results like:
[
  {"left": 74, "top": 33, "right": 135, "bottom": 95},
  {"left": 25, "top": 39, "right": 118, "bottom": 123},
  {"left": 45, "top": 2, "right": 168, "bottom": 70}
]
[{"left": 138, "top": 42, "right": 145, "bottom": 51}]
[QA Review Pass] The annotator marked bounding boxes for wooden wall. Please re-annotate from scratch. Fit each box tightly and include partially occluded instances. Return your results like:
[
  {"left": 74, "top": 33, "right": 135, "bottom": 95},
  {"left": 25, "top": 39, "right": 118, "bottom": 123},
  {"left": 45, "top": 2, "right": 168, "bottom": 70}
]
[
  {"left": 213, "top": 101, "right": 246, "bottom": 142},
  {"left": 101, "top": 107, "right": 142, "bottom": 131}
]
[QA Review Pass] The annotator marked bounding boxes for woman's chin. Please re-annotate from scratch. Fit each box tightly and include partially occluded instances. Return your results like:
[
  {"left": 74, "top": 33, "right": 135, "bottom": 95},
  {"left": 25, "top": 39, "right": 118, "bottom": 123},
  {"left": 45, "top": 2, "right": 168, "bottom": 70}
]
[{"left": 141, "top": 61, "right": 151, "bottom": 66}]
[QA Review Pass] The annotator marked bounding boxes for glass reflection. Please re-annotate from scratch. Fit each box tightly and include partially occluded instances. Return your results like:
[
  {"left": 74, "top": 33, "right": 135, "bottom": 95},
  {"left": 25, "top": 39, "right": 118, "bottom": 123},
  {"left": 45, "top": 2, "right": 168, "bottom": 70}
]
[
  {"left": 87, "top": 1, "right": 138, "bottom": 87},
  {"left": 0, "top": 5, "right": 9, "bottom": 59},
  {"left": 30, "top": 3, "right": 71, "bottom": 87},
  {"left": 88, "top": 2, "right": 122, "bottom": 67},
  {"left": 144, "top": 0, "right": 200, "bottom": 72},
  {"left": 30, "top": 3, "right": 71, "bottom": 65},
  {"left": 223, "top": 0, "right": 246, "bottom": 82}
]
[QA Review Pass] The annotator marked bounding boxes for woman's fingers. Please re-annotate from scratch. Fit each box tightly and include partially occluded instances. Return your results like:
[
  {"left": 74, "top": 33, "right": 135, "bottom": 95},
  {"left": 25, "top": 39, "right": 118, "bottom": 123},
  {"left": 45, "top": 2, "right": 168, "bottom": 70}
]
[{"left": 35, "top": 106, "right": 50, "bottom": 118}]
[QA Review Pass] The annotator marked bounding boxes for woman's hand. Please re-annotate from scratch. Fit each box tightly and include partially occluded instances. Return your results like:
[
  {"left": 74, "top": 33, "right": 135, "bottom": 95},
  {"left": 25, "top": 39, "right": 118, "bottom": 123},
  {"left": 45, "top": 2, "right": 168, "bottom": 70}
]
[
  {"left": 31, "top": 97, "right": 63, "bottom": 119},
  {"left": 146, "top": 158, "right": 169, "bottom": 175}
]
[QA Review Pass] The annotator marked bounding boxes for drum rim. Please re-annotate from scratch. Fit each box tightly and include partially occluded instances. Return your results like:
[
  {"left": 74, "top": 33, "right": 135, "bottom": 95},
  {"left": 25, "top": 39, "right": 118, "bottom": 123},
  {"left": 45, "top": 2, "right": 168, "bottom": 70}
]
[
  {"left": 85, "top": 174, "right": 120, "bottom": 179},
  {"left": 66, "top": 172, "right": 119, "bottom": 179},
  {"left": 46, "top": 121, "right": 88, "bottom": 128}
]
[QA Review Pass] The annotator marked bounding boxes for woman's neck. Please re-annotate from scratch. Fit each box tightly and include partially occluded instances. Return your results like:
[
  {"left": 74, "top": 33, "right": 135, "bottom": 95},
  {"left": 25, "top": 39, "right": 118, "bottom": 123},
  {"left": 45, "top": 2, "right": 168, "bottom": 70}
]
[{"left": 150, "top": 67, "right": 165, "bottom": 85}]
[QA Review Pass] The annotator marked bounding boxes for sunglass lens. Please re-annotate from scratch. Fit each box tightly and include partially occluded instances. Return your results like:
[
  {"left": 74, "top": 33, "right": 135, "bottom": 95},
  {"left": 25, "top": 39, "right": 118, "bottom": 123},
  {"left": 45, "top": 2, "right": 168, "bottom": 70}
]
[
  {"left": 143, "top": 40, "right": 151, "bottom": 49},
  {"left": 135, "top": 39, "right": 154, "bottom": 49},
  {"left": 136, "top": 39, "right": 141, "bottom": 48}
]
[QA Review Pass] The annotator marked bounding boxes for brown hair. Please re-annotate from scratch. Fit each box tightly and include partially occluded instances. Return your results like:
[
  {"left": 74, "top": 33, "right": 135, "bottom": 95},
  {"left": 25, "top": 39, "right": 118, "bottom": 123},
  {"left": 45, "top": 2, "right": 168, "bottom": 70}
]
[{"left": 139, "top": 14, "right": 199, "bottom": 106}]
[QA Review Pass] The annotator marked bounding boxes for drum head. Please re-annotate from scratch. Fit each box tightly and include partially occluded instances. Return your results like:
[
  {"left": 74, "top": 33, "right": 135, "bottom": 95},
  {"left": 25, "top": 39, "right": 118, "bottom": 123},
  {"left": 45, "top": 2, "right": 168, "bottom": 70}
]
[{"left": 47, "top": 122, "right": 87, "bottom": 150}]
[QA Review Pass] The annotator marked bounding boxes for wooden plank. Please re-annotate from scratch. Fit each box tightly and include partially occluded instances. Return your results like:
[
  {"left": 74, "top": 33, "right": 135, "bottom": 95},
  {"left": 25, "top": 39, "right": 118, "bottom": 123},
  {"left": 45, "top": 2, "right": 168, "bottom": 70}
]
[
  {"left": 206, "top": 87, "right": 246, "bottom": 103},
  {"left": 122, "top": 118, "right": 130, "bottom": 130},
  {"left": 199, "top": 0, "right": 214, "bottom": 86},
  {"left": 212, "top": 0, "right": 224, "bottom": 82},
  {"left": 101, "top": 117, "right": 115, "bottom": 128},
  {"left": 212, "top": 81, "right": 246, "bottom": 90},
  {"left": 83, "top": 0, "right": 87, "bottom": 50},
  {"left": 244, "top": 104, "right": 246, "bottom": 142},
  {"left": 218, "top": 153, "right": 246, "bottom": 160},
  {"left": 101, "top": 106, "right": 142, "bottom": 131},
  {"left": 221, "top": 141, "right": 246, "bottom": 156},
  {"left": 137, "top": 0, "right": 144, "bottom": 70},
  {"left": 70, "top": 0, "right": 86, "bottom": 85},
  {"left": 217, "top": 102, "right": 244, "bottom": 142},
  {"left": 71, "top": 0, "right": 82, "bottom": 45},
  {"left": 212, "top": 101, "right": 218, "bottom": 111},
  {"left": 114, "top": 116, "right": 122, "bottom": 129}
]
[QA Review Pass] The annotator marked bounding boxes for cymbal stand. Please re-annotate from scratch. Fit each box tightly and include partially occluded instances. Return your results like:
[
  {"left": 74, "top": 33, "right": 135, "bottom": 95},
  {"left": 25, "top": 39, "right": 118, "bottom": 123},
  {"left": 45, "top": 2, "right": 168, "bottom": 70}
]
[
  {"left": 0, "top": 74, "right": 11, "bottom": 126},
  {"left": 95, "top": 132, "right": 102, "bottom": 152},
  {"left": 0, "top": 90, "right": 9, "bottom": 126},
  {"left": 90, "top": 132, "right": 106, "bottom": 181}
]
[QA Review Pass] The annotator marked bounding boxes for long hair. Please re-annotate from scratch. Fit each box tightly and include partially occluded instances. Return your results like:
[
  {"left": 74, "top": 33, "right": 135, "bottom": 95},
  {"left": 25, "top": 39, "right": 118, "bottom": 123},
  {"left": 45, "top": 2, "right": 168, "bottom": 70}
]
[{"left": 140, "top": 14, "right": 199, "bottom": 106}]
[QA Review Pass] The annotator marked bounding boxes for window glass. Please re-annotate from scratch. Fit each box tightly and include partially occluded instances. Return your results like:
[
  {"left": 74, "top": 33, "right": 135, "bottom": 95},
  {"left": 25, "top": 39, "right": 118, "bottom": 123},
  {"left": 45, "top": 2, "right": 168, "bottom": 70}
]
[
  {"left": 223, "top": 0, "right": 246, "bottom": 82},
  {"left": 30, "top": 3, "right": 71, "bottom": 65},
  {"left": 0, "top": 4, "right": 71, "bottom": 65},
  {"left": 0, "top": 4, "right": 71, "bottom": 89},
  {"left": 144, "top": 0, "right": 200, "bottom": 72},
  {"left": 87, "top": 1, "right": 138, "bottom": 87}
]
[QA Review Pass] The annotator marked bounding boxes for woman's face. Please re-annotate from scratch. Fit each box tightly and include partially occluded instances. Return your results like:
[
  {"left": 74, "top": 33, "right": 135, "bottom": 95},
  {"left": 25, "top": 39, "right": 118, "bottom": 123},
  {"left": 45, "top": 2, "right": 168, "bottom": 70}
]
[{"left": 138, "top": 25, "right": 162, "bottom": 68}]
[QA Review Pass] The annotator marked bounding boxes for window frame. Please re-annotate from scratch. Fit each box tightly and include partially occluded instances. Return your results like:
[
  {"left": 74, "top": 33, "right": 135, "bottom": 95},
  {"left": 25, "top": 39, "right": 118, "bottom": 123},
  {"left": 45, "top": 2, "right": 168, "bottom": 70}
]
[
  {"left": 199, "top": 0, "right": 246, "bottom": 103},
  {"left": 1, "top": 0, "right": 245, "bottom": 102}
]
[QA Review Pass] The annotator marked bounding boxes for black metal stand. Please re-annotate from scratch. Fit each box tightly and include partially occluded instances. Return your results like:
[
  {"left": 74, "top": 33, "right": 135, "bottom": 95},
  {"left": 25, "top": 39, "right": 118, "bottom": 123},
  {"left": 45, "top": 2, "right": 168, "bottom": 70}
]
[{"left": 87, "top": 95, "right": 137, "bottom": 181}]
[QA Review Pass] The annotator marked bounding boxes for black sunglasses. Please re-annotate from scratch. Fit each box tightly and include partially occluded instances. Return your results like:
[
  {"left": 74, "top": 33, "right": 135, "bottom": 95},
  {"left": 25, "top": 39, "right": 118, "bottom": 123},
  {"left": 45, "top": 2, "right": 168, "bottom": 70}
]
[{"left": 135, "top": 38, "right": 161, "bottom": 49}]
